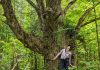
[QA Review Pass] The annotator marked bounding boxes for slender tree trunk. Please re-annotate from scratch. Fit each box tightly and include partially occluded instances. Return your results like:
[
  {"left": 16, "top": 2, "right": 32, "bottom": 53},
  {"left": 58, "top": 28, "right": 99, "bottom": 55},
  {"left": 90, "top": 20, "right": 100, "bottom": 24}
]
[
  {"left": 34, "top": 53, "right": 38, "bottom": 70},
  {"left": 10, "top": 42, "right": 19, "bottom": 70},
  {"left": 92, "top": 1, "right": 100, "bottom": 69},
  {"left": 28, "top": 52, "right": 35, "bottom": 70}
]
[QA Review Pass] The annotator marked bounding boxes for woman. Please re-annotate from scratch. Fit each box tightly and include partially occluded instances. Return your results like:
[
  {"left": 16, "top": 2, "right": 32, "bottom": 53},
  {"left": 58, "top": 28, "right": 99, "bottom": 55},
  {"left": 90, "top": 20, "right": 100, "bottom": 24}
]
[{"left": 52, "top": 45, "right": 72, "bottom": 70}]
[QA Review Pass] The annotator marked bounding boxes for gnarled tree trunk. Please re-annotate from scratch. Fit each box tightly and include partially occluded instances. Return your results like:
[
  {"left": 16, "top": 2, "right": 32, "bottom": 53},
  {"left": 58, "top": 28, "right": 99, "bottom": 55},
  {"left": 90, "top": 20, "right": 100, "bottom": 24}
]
[{"left": 0, "top": 0, "right": 100, "bottom": 70}]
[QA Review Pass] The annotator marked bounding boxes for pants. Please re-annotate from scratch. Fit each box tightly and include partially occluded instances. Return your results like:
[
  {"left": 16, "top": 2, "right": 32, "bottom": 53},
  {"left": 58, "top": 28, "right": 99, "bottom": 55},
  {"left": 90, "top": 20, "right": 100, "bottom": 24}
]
[{"left": 59, "top": 58, "right": 69, "bottom": 70}]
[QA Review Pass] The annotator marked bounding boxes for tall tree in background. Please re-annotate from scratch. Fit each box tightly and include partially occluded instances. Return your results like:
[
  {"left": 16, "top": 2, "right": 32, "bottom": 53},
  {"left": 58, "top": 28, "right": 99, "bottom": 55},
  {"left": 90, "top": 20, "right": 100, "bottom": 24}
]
[{"left": 0, "top": 0, "right": 100, "bottom": 70}]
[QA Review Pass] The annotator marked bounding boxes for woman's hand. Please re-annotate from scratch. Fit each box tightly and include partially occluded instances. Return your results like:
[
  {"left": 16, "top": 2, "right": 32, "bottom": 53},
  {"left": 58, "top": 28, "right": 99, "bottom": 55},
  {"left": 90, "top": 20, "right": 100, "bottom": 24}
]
[
  {"left": 69, "top": 64, "right": 73, "bottom": 67},
  {"left": 51, "top": 58, "right": 56, "bottom": 61}
]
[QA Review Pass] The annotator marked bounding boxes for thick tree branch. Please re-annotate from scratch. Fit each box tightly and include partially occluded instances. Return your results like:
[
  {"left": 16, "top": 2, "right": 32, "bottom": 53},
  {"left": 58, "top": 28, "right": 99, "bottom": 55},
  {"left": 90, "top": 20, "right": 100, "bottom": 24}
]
[
  {"left": 55, "top": 0, "right": 76, "bottom": 20},
  {"left": 36, "top": 0, "right": 45, "bottom": 12},
  {"left": 64, "top": 0, "right": 77, "bottom": 15},
  {"left": 46, "top": 0, "right": 61, "bottom": 7},
  {"left": 26, "top": 0, "right": 39, "bottom": 11},
  {"left": 80, "top": 17, "right": 100, "bottom": 27},
  {"left": 1, "top": 0, "right": 44, "bottom": 54},
  {"left": 75, "top": 2, "right": 100, "bottom": 30},
  {"left": 26, "top": 0, "right": 44, "bottom": 24}
]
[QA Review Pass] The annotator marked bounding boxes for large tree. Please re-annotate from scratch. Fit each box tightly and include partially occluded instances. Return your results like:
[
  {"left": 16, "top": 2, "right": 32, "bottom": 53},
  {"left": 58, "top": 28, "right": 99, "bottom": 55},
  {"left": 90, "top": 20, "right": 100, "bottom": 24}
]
[{"left": 0, "top": 0, "right": 100, "bottom": 70}]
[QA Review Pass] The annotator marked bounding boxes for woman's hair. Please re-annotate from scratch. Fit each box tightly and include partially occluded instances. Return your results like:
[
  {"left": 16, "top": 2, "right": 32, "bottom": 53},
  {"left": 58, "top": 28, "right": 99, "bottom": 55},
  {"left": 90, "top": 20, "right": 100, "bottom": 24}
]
[
  {"left": 68, "top": 45, "right": 73, "bottom": 51},
  {"left": 62, "top": 44, "right": 74, "bottom": 51}
]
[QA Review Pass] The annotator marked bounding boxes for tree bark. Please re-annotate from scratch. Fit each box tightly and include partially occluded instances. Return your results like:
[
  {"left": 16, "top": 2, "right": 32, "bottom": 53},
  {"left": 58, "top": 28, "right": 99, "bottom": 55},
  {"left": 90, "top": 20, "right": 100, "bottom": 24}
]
[
  {"left": 0, "top": 0, "right": 44, "bottom": 54},
  {"left": 44, "top": 52, "right": 59, "bottom": 70},
  {"left": 1, "top": 0, "right": 100, "bottom": 70}
]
